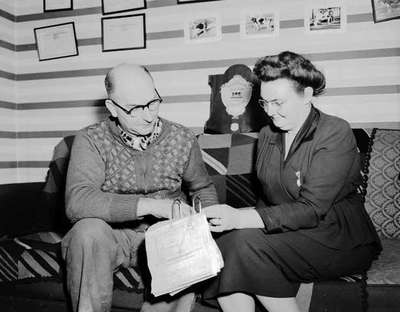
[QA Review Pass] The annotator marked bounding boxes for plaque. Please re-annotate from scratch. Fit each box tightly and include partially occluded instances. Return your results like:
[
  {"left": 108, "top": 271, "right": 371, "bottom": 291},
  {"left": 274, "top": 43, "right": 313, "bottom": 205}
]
[{"left": 204, "top": 64, "right": 269, "bottom": 134}]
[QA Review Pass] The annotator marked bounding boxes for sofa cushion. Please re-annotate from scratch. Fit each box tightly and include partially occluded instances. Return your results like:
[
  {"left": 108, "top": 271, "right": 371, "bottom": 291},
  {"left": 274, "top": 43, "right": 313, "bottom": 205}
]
[
  {"left": 367, "top": 238, "right": 400, "bottom": 285},
  {"left": 364, "top": 129, "right": 400, "bottom": 238},
  {"left": 0, "top": 234, "right": 144, "bottom": 293},
  {"left": 197, "top": 133, "right": 261, "bottom": 207}
]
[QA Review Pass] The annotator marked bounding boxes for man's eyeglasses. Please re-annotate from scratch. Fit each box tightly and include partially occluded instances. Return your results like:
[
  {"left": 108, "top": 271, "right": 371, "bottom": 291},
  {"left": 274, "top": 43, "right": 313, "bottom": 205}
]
[{"left": 110, "top": 89, "right": 163, "bottom": 116}]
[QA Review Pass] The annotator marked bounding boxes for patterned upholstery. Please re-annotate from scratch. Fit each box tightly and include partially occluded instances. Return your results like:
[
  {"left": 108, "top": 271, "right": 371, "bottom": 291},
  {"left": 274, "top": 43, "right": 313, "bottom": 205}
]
[
  {"left": 0, "top": 232, "right": 144, "bottom": 292},
  {"left": 364, "top": 129, "right": 400, "bottom": 238}
]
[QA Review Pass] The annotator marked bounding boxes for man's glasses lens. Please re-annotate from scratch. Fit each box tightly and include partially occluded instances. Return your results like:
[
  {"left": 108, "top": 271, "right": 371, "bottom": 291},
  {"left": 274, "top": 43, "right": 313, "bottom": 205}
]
[
  {"left": 111, "top": 93, "right": 162, "bottom": 116},
  {"left": 130, "top": 99, "right": 161, "bottom": 114}
]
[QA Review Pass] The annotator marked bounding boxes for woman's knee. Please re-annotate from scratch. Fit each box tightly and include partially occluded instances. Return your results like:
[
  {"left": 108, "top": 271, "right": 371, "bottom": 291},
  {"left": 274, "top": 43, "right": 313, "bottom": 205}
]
[{"left": 219, "top": 229, "right": 262, "bottom": 251}]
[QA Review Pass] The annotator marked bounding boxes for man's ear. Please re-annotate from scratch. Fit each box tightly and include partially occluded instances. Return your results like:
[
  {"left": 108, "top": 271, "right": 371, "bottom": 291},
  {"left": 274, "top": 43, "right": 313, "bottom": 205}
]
[{"left": 105, "top": 99, "right": 118, "bottom": 117}]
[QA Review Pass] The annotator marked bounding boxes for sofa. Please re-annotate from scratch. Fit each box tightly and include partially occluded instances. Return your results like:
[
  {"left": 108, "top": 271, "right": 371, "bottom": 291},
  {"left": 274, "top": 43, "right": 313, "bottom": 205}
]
[{"left": 0, "top": 128, "right": 399, "bottom": 312}]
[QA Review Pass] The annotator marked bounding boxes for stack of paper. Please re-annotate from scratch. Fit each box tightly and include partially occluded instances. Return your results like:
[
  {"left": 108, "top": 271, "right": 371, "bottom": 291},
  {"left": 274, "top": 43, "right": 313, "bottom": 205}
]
[{"left": 145, "top": 213, "right": 224, "bottom": 297}]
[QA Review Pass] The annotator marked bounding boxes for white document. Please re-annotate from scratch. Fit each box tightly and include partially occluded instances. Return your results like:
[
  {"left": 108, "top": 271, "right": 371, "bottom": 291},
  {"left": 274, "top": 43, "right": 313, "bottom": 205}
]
[{"left": 145, "top": 212, "right": 223, "bottom": 296}]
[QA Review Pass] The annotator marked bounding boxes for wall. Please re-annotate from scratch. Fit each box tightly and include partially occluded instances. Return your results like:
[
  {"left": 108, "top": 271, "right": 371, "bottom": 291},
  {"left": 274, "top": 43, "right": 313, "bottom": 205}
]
[
  {"left": 1, "top": 0, "right": 400, "bottom": 184},
  {"left": 0, "top": 0, "right": 17, "bottom": 184}
]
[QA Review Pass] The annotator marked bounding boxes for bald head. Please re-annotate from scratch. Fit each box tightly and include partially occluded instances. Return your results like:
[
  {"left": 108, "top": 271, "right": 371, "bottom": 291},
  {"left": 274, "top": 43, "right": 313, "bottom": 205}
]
[{"left": 105, "top": 63, "right": 154, "bottom": 97}]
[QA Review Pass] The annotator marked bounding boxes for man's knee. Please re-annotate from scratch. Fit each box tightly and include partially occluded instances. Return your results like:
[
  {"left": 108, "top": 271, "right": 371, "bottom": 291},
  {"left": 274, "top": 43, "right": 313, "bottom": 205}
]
[{"left": 62, "top": 218, "right": 113, "bottom": 258}]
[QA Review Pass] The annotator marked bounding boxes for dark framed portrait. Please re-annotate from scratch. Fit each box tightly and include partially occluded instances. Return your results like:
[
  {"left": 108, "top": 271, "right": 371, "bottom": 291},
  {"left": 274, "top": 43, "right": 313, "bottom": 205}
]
[
  {"left": 101, "top": 13, "right": 146, "bottom": 52},
  {"left": 178, "top": 0, "right": 220, "bottom": 4}
]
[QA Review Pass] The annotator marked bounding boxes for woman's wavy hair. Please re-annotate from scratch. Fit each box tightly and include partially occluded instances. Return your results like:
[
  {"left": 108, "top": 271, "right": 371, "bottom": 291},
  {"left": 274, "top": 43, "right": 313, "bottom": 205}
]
[{"left": 253, "top": 51, "right": 326, "bottom": 96}]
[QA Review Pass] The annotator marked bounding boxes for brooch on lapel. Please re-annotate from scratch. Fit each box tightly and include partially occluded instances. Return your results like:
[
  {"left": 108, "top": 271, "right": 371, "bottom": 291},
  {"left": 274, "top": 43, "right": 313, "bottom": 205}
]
[{"left": 295, "top": 171, "right": 301, "bottom": 187}]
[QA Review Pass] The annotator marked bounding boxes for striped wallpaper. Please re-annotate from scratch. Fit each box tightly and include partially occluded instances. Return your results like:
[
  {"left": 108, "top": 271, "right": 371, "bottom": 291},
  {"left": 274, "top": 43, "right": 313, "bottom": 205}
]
[
  {"left": 0, "top": 0, "right": 17, "bottom": 183},
  {"left": 0, "top": 0, "right": 399, "bottom": 184}
]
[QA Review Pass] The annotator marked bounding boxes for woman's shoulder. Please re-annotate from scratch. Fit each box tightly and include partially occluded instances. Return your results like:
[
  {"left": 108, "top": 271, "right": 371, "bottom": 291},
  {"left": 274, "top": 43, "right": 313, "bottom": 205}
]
[
  {"left": 317, "top": 111, "right": 352, "bottom": 136},
  {"left": 315, "top": 111, "right": 355, "bottom": 148}
]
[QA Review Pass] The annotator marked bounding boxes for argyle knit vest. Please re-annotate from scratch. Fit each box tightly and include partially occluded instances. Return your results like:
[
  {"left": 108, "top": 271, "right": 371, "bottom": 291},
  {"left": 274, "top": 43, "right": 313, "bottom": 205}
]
[{"left": 87, "top": 119, "right": 194, "bottom": 198}]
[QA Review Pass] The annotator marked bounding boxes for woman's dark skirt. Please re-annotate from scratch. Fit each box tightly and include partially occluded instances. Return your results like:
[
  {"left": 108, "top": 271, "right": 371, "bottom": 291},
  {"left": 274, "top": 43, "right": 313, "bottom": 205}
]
[{"left": 203, "top": 228, "right": 377, "bottom": 299}]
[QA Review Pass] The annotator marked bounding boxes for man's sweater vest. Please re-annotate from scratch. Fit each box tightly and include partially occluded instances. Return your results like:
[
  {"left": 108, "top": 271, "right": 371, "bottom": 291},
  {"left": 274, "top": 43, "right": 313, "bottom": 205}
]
[{"left": 87, "top": 119, "right": 195, "bottom": 198}]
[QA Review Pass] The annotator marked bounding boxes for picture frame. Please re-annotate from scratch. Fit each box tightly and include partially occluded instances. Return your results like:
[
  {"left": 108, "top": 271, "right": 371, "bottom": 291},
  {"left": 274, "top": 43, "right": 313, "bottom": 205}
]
[
  {"left": 184, "top": 14, "right": 222, "bottom": 44},
  {"left": 371, "top": 0, "right": 400, "bottom": 23},
  {"left": 240, "top": 10, "right": 279, "bottom": 39},
  {"left": 177, "top": 0, "right": 220, "bottom": 4},
  {"left": 34, "top": 22, "right": 78, "bottom": 61},
  {"left": 102, "top": 0, "right": 146, "bottom": 15},
  {"left": 305, "top": 0, "right": 346, "bottom": 33},
  {"left": 43, "top": 0, "right": 73, "bottom": 12},
  {"left": 101, "top": 13, "right": 146, "bottom": 52}
]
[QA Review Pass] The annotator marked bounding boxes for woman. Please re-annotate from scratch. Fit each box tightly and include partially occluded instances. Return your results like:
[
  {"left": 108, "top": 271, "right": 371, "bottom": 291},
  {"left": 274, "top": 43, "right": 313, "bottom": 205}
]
[{"left": 203, "top": 51, "right": 381, "bottom": 312}]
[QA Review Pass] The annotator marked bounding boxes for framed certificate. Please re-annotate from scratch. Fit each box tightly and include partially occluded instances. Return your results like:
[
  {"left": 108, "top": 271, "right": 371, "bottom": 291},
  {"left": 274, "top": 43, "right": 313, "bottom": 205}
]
[
  {"left": 102, "top": 0, "right": 146, "bottom": 15},
  {"left": 34, "top": 22, "right": 79, "bottom": 61},
  {"left": 178, "top": 0, "right": 220, "bottom": 4},
  {"left": 43, "top": 0, "right": 73, "bottom": 12},
  {"left": 102, "top": 14, "right": 146, "bottom": 52}
]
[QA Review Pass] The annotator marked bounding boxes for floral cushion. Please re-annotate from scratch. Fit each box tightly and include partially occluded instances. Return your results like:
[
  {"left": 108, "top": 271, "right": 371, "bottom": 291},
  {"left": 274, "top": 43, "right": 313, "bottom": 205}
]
[{"left": 364, "top": 129, "right": 400, "bottom": 238}]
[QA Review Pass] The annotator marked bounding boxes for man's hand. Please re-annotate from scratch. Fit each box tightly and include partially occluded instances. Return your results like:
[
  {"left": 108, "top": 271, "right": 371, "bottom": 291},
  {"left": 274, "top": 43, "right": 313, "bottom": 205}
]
[
  {"left": 203, "top": 204, "right": 241, "bottom": 232},
  {"left": 137, "top": 198, "right": 193, "bottom": 219}
]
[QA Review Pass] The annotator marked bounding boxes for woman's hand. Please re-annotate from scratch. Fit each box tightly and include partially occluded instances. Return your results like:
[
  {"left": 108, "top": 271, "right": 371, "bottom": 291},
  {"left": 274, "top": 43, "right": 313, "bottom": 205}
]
[
  {"left": 203, "top": 204, "right": 241, "bottom": 232},
  {"left": 203, "top": 205, "right": 265, "bottom": 232}
]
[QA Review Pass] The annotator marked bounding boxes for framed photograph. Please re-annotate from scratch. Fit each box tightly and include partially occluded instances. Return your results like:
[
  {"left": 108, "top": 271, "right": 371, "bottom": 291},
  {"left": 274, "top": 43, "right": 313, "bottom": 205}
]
[
  {"left": 178, "top": 0, "right": 220, "bottom": 4},
  {"left": 102, "top": 14, "right": 146, "bottom": 52},
  {"left": 102, "top": 0, "right": 146, "bottom": 15},
  {"left": 240, "top": 10, "right": 279, "bottom": 39},
  {"left": 34, "top": 22, "right": 78, "bottom": 61},
  {"left": 371, "top": 0, "right": 400, "bottom": 23},
  {"left": 184, "top": 14, "right": 221, "bottom": 44},
  {"left": 305, "top": 1, "right": 346, "bottom": 33},
  {"left": 43, "top": 0, "right": 73, "bottom": 12}
]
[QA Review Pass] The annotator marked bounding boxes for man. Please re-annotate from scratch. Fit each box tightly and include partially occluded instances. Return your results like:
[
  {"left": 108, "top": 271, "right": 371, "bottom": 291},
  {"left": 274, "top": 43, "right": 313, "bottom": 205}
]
[{"left": 61, "top": 64, "right": 218, "bottom": 312}]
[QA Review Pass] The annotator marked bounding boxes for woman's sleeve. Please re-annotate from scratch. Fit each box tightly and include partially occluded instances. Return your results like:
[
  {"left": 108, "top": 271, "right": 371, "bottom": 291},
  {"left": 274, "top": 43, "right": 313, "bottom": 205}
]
[{"left": 255, "top": 120, "right": 358, "bottom": 232}]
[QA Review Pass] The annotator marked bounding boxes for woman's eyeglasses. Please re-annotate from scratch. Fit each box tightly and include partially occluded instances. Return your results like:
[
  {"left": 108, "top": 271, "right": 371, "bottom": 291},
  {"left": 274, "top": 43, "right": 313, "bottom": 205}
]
[
  {"left": 110, "top": 89, "right": 163, "bottom": 116},
  {"left": 258, "top": 98, "right": 283, "bottom": 110}
]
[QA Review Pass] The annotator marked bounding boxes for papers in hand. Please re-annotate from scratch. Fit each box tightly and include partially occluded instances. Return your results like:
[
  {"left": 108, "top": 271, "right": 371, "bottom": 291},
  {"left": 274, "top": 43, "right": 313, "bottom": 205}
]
[{"left": 145, "top": 212, "right": 224, "bottom": 297}]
